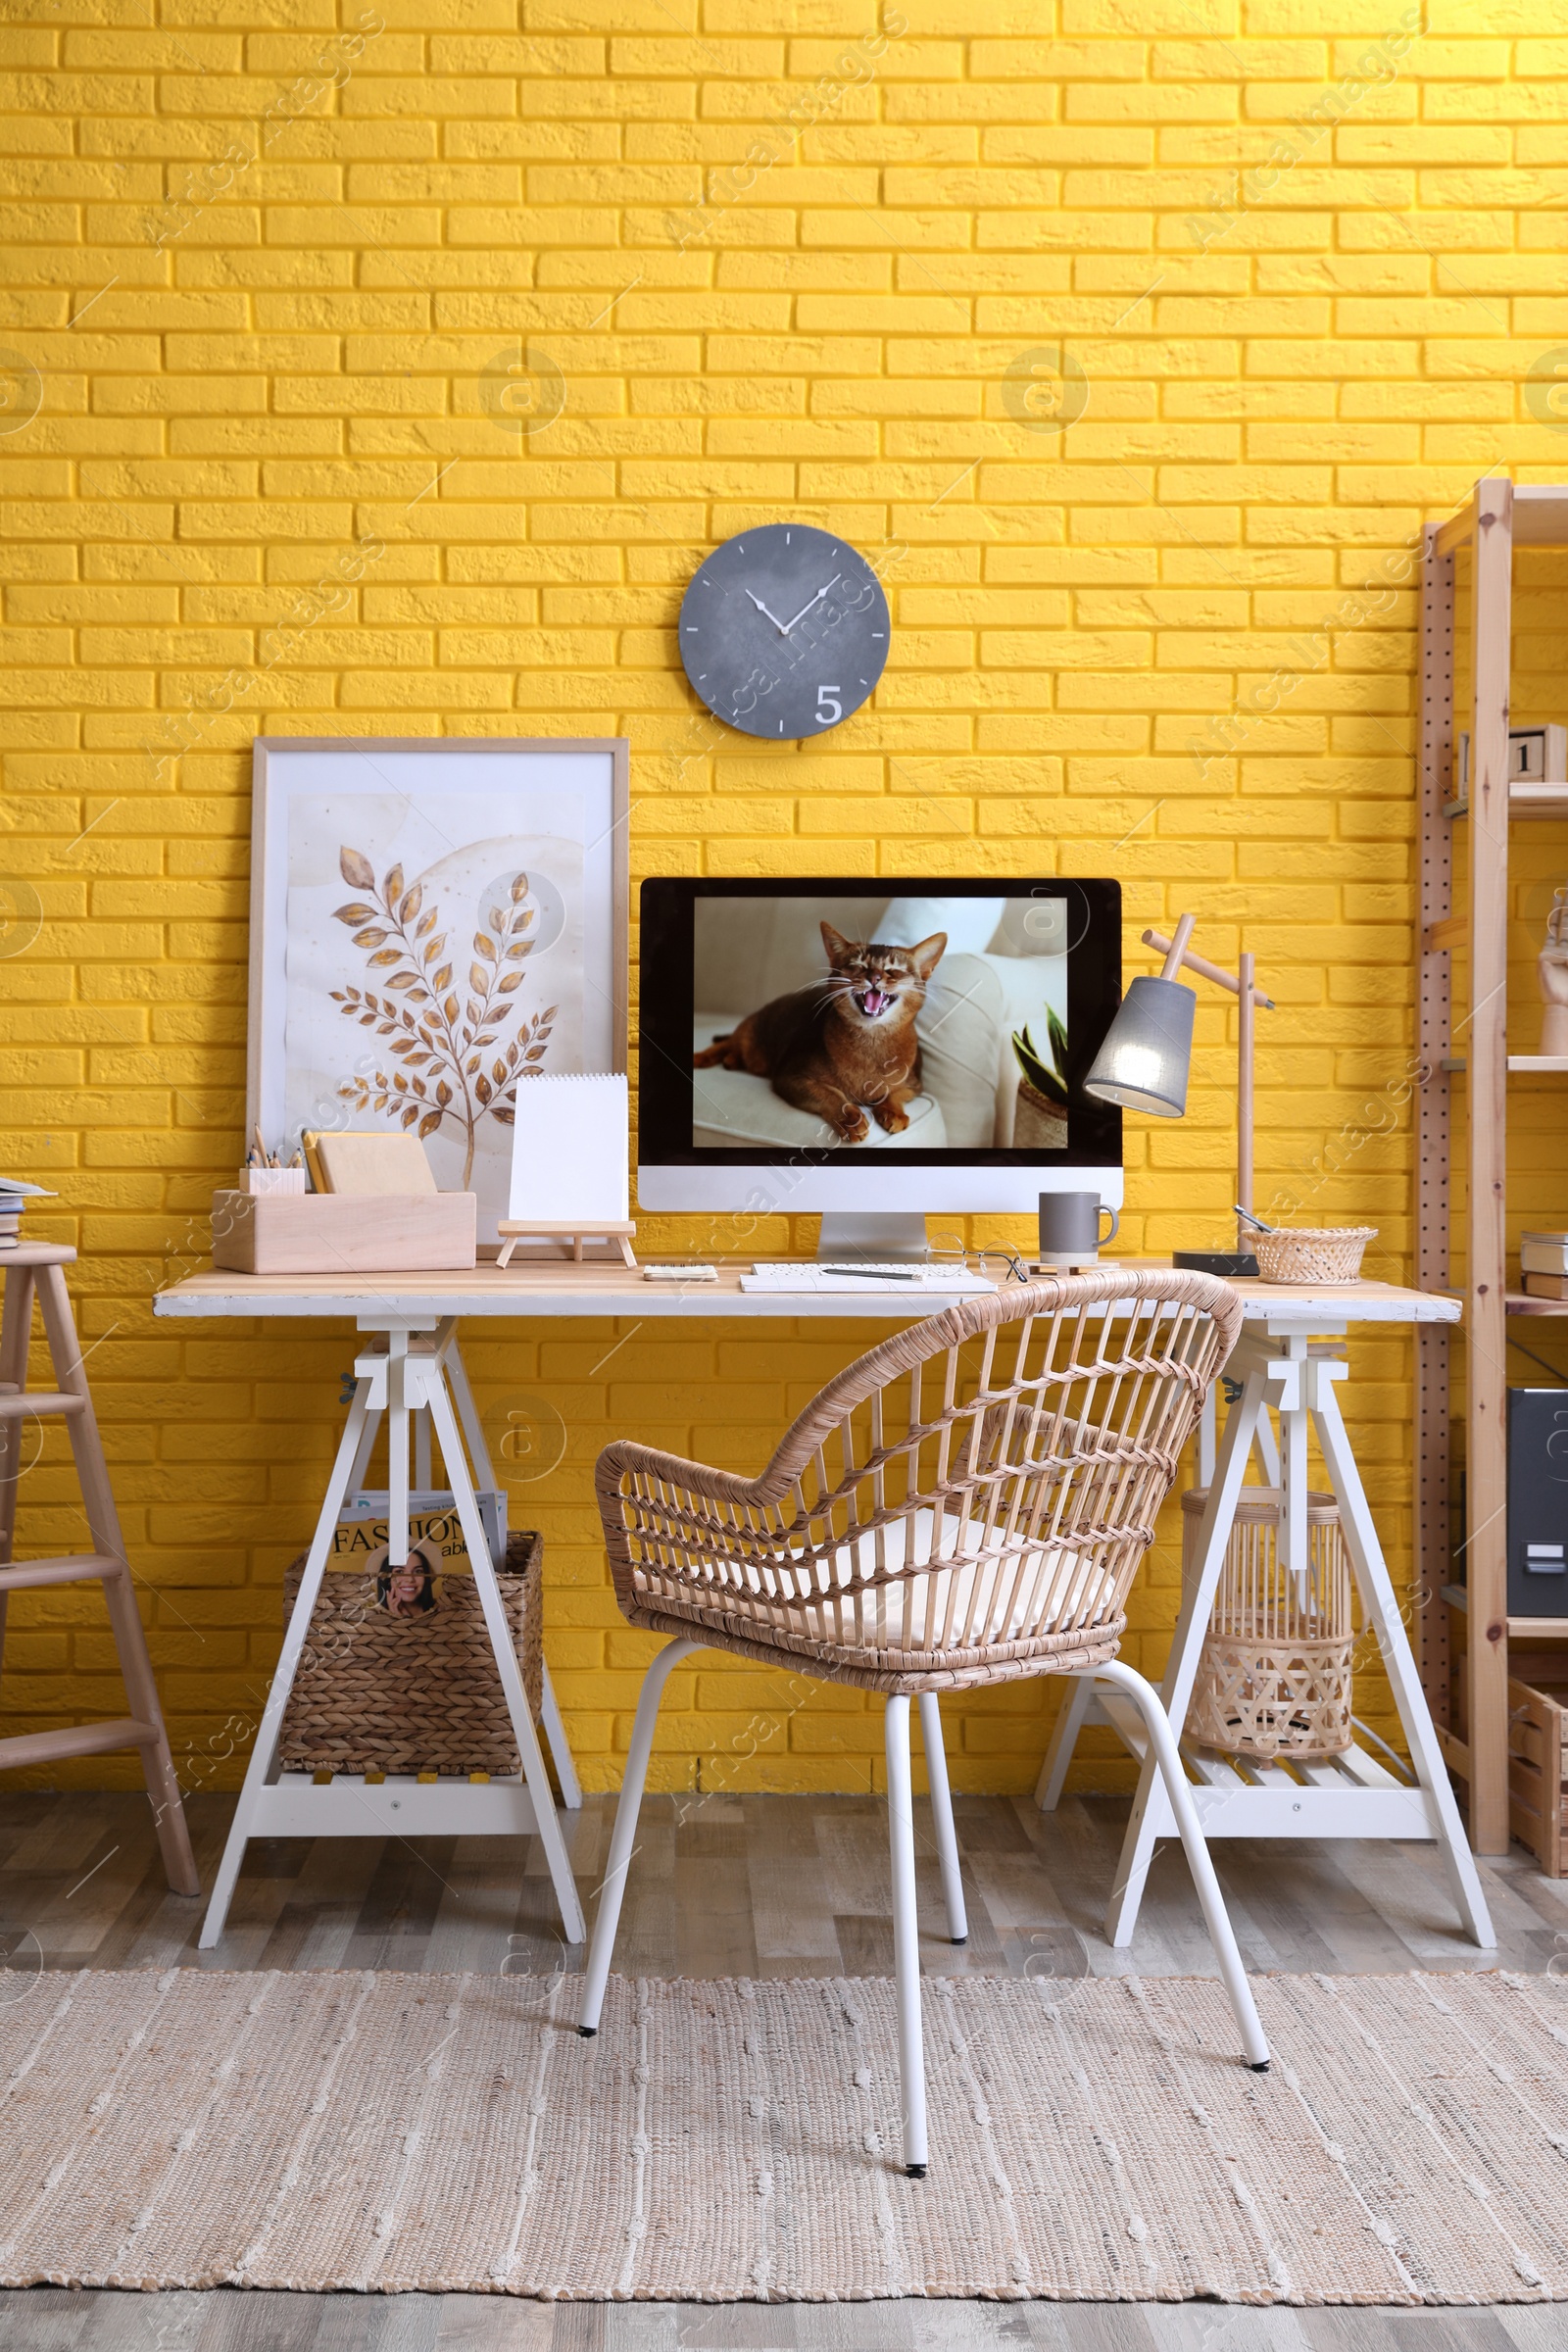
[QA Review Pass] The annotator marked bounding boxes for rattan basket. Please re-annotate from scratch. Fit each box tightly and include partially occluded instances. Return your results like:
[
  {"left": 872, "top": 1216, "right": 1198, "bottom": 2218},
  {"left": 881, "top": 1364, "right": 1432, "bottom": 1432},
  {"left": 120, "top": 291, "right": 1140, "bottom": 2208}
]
[
  {"left": 278, "top": 1529, "right": 543, "bottom": 1778},
  {"left": 1250, "top": 1224, "right": 1376, "bottom": 1283},
  {"left": 1183, "top": 1487, "right": 1354, "bottom": 1759}
]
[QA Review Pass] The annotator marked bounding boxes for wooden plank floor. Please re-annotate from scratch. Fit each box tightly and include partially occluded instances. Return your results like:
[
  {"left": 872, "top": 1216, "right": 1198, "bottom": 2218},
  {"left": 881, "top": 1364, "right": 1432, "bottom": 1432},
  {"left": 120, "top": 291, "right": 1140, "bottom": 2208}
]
[{"left": 2, "top": 1788, "right": 1566, "bottom": 2351}]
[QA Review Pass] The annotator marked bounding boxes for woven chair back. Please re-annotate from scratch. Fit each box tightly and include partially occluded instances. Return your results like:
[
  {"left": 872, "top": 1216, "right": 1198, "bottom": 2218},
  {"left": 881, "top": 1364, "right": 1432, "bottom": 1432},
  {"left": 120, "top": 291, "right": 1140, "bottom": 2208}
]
[{"left": 597, "top": 1269, "right": 1243, "bottom": 1687}]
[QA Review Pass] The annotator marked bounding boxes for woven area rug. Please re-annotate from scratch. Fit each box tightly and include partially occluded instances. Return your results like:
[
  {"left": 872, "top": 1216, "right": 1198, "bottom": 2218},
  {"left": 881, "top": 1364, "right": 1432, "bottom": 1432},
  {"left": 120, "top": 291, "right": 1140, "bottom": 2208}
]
[{"left": 2, "top": 1968, "right": 1567, "bottom": 2304}]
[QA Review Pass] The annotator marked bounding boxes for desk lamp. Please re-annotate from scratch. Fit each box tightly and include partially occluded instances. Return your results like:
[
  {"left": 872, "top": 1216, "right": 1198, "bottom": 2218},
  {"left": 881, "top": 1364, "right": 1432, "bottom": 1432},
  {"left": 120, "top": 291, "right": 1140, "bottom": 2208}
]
[{"left": 1083, "top": 912, "right": 1274, "bottom": 1276}]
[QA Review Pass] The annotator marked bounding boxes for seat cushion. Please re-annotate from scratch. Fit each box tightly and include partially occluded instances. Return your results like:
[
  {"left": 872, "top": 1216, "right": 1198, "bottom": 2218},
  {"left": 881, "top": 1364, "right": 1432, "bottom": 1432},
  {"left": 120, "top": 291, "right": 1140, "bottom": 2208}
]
[{"left": 623, "top": 1507, "right": 1125, "bottom": 1693}]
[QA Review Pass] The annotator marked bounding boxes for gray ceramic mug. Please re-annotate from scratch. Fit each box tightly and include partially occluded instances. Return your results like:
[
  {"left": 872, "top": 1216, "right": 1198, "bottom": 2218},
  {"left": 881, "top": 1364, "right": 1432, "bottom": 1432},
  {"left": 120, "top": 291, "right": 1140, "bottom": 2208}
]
[{"left": 1038, "top": 1191, "right": 1119, "bottom": 1263}]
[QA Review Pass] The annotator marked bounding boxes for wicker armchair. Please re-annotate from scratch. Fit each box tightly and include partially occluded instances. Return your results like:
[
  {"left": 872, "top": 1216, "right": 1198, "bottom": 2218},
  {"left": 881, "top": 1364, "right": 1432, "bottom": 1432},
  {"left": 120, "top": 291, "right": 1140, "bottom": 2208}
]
[{"left": 578, "top": 1268, "right": 1268, "bottom": 2175}]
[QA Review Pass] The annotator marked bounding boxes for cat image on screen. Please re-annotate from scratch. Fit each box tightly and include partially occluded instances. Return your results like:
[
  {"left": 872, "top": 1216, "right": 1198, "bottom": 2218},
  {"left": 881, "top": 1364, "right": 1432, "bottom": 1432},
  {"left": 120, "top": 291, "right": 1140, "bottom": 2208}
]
[{"left": 693, "top": 922, "right": 947, "bottom": 1144}]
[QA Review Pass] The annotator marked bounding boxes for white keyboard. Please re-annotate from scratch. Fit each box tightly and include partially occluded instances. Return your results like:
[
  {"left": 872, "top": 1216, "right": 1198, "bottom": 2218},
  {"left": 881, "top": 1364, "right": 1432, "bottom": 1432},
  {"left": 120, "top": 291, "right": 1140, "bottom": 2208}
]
[{"left": 740, "top": 1260, "right": 996, "bottom": 1296}]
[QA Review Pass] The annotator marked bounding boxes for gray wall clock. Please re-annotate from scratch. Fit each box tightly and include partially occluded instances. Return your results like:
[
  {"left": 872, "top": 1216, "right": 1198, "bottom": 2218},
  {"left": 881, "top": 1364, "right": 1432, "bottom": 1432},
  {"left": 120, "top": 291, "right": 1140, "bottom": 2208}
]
[{"left": 677, "top": 522, "right": 891, "bottom": 740}]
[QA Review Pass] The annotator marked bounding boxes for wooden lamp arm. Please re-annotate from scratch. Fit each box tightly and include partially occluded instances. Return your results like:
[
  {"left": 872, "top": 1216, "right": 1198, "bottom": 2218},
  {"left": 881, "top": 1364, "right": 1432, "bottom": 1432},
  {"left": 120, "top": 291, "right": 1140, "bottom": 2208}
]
[
  {"left": 1142, "top": 925, "right": 1275, "bottom": 1008},
  {"left": 1142, "top": 918, "right": 1273, "bottom": 1234}
]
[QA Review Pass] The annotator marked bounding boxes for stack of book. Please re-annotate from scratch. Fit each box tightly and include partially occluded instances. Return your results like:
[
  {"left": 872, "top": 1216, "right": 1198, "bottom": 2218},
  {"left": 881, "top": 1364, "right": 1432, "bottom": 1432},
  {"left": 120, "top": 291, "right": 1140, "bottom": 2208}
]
[
  {"left": 0, "top": 1176, "right": 56, "bottom": 1251},
  {"left": 1521, "top": 1230, "right": 1568, "bottom": 1300}
]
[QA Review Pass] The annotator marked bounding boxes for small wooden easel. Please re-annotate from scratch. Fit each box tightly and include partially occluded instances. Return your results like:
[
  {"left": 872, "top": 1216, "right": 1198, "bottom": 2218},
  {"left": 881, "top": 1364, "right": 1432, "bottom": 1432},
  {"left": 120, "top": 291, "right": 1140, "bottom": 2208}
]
[
  {"left": 0, "top": 1244, "right": 199, "bottom": 1895},
  {"left": 495, "top": 1220, "right": 637, "bottom": 1269},
  {"left": 498, "top": 1075, "right": 634, "bottom": 1270}
]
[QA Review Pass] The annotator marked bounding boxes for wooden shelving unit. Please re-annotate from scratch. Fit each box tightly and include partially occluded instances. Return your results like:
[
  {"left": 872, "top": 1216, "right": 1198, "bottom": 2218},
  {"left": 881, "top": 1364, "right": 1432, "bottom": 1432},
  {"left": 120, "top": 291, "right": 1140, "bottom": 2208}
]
[
  {"left": 1417, "top": 475, "right": 1568, "bottom": 1856},
  {"left": 1443, "top": 1587, "right": 1568, "bottom": 1642}
]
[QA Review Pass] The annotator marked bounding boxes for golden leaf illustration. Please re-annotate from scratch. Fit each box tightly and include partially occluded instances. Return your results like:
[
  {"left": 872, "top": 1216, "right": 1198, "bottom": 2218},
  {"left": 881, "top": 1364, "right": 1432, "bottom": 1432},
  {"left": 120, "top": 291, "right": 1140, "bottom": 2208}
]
[{"left": 332, "top": 848, "right": 549, "bottom": 1186}]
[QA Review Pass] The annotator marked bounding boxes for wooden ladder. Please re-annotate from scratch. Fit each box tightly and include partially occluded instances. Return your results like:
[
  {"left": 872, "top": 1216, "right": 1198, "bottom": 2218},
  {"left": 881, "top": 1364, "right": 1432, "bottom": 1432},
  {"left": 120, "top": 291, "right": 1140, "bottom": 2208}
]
[{"left": 0, "top": 1243, "right": 198, "bottom": 1895}]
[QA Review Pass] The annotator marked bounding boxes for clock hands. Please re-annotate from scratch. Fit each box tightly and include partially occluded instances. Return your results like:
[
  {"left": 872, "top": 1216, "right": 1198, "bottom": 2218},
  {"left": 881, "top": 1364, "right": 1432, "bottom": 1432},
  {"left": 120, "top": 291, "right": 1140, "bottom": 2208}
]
[
  {"left": 742, "top": 574, "right": 847, "bottom": 638},
  {"left": 743, "top": 588, "right": 790, "bottom": 633},
  {"left": 780, "top": 574, "right": 841, "bottom": 635}
]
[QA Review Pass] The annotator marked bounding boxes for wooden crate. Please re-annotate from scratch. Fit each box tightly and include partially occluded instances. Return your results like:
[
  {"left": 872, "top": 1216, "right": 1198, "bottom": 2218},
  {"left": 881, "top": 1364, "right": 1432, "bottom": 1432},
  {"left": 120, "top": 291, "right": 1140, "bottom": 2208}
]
[
  {"left": 211, "top": 1189, "right": 476, "bottom": 1275},
  {"left": 1507, "top": 1669, "right": 1568, "bottom": 1876}
]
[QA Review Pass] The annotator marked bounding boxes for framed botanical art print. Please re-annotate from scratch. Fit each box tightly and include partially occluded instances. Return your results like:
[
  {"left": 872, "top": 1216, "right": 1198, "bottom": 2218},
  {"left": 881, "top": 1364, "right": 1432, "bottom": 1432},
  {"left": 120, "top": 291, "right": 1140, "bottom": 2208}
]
[{"left": 248, "top": 737, "right": 629, "bottom": 1244}]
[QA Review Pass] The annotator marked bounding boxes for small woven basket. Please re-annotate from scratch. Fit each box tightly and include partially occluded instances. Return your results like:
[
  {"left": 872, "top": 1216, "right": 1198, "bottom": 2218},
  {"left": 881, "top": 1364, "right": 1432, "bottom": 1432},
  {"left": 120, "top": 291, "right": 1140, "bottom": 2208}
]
[
  {"left": 278, "top": 1529, "right": 543, "bottom": 1779},
  {"left": 1183, "top": 1487, "right": 1354, "bottom": 1760},
  {"left": 1251, "top": 1224, "right": 1376, "bottom": 1283}
]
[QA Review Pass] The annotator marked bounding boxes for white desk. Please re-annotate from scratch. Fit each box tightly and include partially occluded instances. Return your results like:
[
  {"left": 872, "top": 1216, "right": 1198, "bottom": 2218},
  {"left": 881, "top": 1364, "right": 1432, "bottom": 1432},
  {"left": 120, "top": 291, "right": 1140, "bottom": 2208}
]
[
  {"left": 158, "top": 1260, "right": 1459, "bottom": 1327},
  {"left": 156, "top": 1270, "right": 992, "bottom": 1326},
  {"left": 156, "top": 1263, "right": 1492, "bottom": 1952}
]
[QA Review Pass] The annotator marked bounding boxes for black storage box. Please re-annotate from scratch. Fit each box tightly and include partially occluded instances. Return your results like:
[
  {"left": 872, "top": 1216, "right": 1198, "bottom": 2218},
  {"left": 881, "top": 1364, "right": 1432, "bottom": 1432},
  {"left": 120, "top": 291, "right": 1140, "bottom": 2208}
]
[{"left": 1507, "top": 1388, "right": 1568, "bottom": 1617}]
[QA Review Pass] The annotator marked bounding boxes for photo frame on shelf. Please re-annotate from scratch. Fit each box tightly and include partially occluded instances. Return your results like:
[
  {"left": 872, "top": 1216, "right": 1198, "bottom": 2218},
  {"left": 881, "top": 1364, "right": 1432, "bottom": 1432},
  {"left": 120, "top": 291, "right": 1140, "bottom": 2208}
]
[{"left": 248, "top": 736, "right": 629, "bottom": 1246}]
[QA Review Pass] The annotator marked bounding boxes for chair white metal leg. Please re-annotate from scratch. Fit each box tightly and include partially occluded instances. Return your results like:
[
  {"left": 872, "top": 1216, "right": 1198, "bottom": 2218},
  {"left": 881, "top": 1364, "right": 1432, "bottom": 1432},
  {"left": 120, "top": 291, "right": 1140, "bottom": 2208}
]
[
  {"left": 1094, "top": 1658, "right": 1270, "bottom": 2072},
  {"left": 917, "top": 1691, "right": 966, "bottom": 1944},
  {"left": 886, "top": 1693, "right": 928, "bottom": 2178},
  {"left": 578, "top": 1637, "right": 697, "bottom": 2035}
]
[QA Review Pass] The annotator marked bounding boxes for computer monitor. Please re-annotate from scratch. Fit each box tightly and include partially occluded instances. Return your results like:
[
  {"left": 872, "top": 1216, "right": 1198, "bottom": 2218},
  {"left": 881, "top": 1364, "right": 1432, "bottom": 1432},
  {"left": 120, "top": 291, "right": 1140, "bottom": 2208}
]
[{"left": 637, "top": 879, "right": 1123, "bottom": 1257}]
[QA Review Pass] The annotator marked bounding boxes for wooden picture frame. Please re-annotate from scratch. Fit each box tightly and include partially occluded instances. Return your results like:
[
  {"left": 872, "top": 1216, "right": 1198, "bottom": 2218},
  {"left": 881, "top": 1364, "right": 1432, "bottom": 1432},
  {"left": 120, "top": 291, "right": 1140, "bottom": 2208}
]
[{"left": 248, "top": 736, "right": 630, "bottom": 1246}]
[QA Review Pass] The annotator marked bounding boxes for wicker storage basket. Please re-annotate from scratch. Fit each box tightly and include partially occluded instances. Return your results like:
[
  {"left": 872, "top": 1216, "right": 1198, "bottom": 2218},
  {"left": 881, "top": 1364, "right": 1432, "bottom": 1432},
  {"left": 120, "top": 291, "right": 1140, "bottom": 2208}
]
[
  {"left": 1251, "top": 1225, "right": 1376, "bottom": 1283},
  {"left": 278, "top": 1530, "right": 543, "bottom": 1778},
  {"left": 1183, "top": 1487, "right": 1354, "bottom": 1759}
]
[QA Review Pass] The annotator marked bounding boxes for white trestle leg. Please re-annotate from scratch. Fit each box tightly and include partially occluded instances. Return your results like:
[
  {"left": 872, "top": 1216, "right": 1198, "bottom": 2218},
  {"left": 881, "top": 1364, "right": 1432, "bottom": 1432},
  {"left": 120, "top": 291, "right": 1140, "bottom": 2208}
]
[
  {"left": 423, "top": 1368, "right": 586, "bottom": 1945},
  {"left": 197, "top": 1380, "right": 372, "bottom": 1948},
  {"left": 439, "top": 1330, "right": 584, "bottom": 1812},
  {"left": 538, "top": 1660, "right": 583, "bottom": 1810}
]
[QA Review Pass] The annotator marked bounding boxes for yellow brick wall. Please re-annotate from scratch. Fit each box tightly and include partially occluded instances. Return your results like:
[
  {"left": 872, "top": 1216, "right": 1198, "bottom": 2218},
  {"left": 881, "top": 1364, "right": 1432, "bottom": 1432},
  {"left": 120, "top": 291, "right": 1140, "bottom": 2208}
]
[{"left": 3, "top": 0, "right": 1567, "bottom": 1799}]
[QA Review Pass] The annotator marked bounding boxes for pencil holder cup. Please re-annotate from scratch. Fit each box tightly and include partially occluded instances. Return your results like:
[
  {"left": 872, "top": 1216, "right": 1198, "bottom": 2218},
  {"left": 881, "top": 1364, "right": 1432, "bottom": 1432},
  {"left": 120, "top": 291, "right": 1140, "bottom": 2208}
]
[{"left": 237, "top": 1166, "right": 308, "bottom": 1196}]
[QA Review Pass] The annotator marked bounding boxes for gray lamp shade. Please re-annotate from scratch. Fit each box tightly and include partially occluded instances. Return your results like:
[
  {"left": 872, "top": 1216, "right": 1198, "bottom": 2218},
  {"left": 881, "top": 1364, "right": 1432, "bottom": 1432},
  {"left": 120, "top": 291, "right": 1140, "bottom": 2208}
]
[{"left": 1082, "top": 975, "right": 1196, "bottom": 1117}]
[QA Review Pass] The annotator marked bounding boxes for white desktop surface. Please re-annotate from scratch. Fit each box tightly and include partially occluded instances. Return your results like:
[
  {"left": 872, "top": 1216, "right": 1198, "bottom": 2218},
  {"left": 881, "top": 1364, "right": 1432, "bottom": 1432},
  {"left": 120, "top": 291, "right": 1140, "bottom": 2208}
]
[{"left": 154, "top": 1261, "right": 1461, "bottom": 1326}]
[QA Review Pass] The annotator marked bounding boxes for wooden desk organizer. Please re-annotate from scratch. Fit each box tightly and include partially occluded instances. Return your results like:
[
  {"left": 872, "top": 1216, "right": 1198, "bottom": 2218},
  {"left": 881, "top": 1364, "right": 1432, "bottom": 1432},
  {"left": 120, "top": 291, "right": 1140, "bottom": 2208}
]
[{"left": 211, "top": 1190, "right": 476, "bottom": 1275}]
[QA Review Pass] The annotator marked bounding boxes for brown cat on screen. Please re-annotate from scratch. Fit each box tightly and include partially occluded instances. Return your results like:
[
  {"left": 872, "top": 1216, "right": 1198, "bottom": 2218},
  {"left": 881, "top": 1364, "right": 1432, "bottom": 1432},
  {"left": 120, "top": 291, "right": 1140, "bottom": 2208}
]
[{"left": 693, "top": 922, "right": 948, "bottom": 1144}]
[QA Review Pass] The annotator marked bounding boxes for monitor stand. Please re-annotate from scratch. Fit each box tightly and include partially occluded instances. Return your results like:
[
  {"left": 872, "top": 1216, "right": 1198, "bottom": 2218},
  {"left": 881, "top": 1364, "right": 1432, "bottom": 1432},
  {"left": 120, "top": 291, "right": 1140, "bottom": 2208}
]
[{"left": 816, "top": 1211, "right": 929, "bottom": 1264}]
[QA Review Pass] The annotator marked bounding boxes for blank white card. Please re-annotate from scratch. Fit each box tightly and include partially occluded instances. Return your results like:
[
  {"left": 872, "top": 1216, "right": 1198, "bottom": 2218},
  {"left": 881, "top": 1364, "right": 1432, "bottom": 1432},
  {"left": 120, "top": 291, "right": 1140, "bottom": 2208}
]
[{"left": 506, "top": 1073, "right": 629, "bottom": 1223}]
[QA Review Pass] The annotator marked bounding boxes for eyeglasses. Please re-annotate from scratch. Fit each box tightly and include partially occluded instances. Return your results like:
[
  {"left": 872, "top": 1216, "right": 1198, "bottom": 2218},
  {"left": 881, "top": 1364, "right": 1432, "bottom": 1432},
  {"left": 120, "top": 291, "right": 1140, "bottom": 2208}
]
[{"left": 925, "top": 1239, "right": 1031, "bottom": 1285}]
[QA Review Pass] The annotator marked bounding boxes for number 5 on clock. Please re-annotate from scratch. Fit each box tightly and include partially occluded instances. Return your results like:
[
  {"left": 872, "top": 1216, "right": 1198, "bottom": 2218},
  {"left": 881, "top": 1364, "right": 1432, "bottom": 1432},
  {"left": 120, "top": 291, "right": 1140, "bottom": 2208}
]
[{"left": 815, "top": 685, "right": 843, "bottom": 725}]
